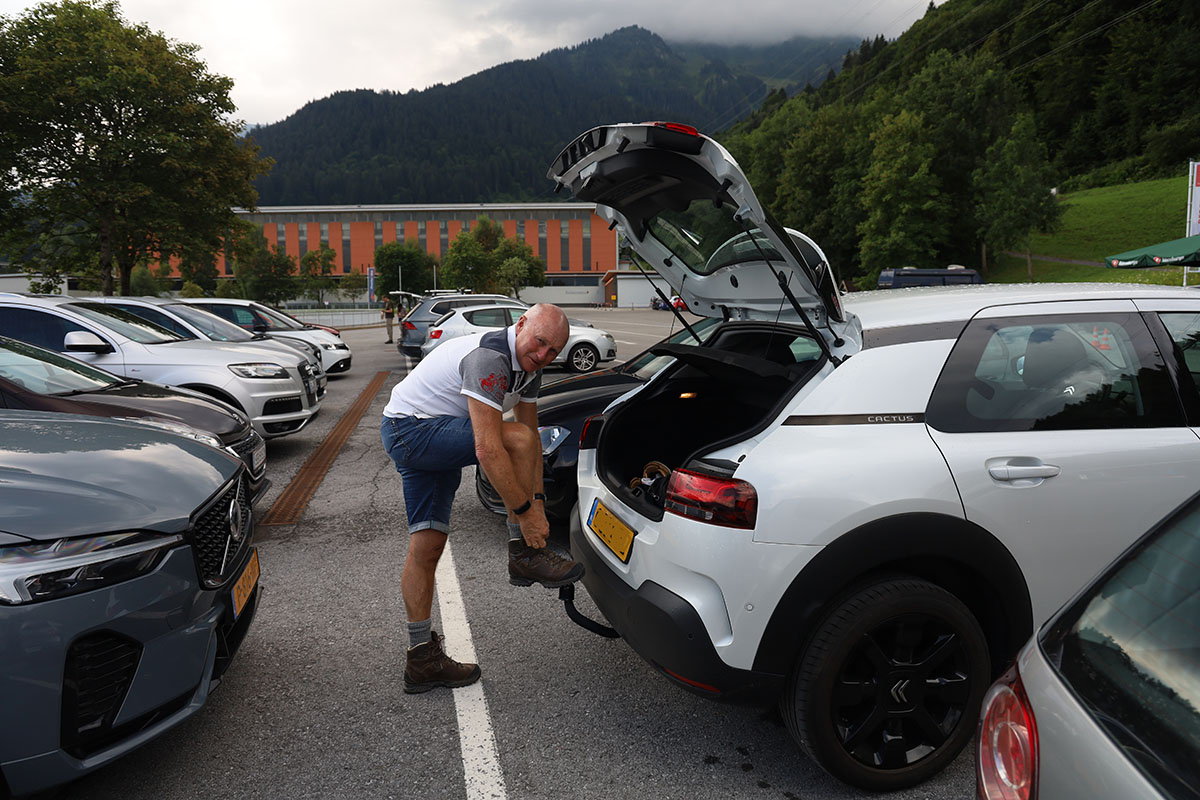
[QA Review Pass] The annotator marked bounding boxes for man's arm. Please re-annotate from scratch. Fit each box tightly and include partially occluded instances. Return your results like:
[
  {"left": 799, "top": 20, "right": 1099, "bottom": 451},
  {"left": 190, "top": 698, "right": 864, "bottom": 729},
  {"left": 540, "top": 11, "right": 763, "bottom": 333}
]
[
  {"left": 513, "top": 400, "right": 543, "bottom": 499},
  {"left": 467, "top": 397, "right": 549, "bottom": 547}
]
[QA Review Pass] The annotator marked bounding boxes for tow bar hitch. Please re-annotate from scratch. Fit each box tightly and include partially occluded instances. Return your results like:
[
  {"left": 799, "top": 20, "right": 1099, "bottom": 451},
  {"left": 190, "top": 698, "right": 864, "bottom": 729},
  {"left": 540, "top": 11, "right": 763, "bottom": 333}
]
[{"left": 559, "top": 584, "right": 619, "bottom": 638}]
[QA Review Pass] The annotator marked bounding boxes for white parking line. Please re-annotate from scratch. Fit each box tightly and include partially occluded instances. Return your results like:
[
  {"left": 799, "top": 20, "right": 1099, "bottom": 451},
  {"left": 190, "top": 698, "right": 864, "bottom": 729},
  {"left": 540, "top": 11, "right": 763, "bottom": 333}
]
[{"left": 436, "top": 543, "right": 507, "bottom": 800}]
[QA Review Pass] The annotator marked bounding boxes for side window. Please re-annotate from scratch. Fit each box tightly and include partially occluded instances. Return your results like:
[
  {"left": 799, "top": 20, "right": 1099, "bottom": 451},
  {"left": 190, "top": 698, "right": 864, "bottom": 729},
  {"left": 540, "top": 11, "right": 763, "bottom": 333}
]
[
  {"left": 111, "top": 304, "right": 193, "bottom": 338},
  {"left": 430, "top": 302, "right": 450, "bottom": 316},
  {"left": 464, "top": 309, "right": 508, "bottom": 328},
  {"left": 1158, "top": 312, "right": 1200, "bottom": 394},
  {"left": 0, "top": 308, "right": 91, "bottom": 352},
  {"left": 927, "top": 312, "right": 1182, "bottom": 432},
  {"left": 198, "top": 304, "right": 243, "bottom": 327}
]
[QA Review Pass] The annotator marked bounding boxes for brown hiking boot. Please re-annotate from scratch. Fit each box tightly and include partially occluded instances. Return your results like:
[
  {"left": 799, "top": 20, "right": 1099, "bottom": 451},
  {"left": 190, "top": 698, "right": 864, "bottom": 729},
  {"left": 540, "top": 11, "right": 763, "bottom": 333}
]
[
  {"left": 508, "top": 539, "right": 585, "bottom": 588},
  {"left": 404, "top": 631, "right": 481, "bottom": 694}
]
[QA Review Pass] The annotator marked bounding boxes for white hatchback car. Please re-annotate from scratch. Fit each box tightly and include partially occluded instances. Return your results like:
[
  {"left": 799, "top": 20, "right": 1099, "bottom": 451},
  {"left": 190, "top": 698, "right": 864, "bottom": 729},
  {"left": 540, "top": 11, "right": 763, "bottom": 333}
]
[
  {"left": 183, "top": 298, "right": 352, "bottom": 375},
  {"left": 421, "top": 303, "right": 617, "bottom": 372},
  {"left": 551, "top": 122, "right": 1200, "bottom": 791},
  {"left": 0, "top": 294, "right": 321, "bottom": 438}
]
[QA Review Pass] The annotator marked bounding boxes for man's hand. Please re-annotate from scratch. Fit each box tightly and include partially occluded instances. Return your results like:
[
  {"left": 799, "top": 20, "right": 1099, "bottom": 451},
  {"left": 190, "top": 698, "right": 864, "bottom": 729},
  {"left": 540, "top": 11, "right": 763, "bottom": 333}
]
[{"left": 519, "top": 507, "right": 549, "bottom": 548}]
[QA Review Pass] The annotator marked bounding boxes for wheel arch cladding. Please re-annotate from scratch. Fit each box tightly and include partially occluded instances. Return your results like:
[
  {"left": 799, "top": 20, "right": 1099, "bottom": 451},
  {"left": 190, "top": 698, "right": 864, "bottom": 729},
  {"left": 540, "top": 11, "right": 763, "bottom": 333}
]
[{"left": 753, "top": 513, "right": 1032, "bottom": 678}]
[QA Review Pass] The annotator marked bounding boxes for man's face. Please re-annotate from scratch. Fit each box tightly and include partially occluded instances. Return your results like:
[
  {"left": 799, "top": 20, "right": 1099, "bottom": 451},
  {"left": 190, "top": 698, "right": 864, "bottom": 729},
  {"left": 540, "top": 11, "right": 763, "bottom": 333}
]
[{"left": 514, "top": 312, "right": 567, "bottom": 372}]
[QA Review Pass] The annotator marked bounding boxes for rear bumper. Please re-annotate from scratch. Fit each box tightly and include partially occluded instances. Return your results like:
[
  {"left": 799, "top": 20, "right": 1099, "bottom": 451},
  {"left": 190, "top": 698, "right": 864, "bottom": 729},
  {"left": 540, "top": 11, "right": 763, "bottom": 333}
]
[{"left": 569, "top": 508, "right": 782, "bottom": 703}]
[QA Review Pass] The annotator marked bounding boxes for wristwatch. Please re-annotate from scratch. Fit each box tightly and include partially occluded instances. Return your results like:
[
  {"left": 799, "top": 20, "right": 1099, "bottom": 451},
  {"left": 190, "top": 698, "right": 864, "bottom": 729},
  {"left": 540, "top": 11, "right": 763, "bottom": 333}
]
[
  {"left": 512, "top": 499, "right": 532, "bottom": 516},
  {"left": 534, "top": 493, "right": 547, "bottom": 502}
]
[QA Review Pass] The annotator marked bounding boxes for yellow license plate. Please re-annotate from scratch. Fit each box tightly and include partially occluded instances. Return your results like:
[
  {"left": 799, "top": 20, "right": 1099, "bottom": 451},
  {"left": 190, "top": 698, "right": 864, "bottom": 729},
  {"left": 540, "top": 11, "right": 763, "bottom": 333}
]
[
  {"left": 231, "top": 548, "right": 260, "bottom": 620},
  {"left": 587, "top": 499, "right": 636, "bottom": 563}
]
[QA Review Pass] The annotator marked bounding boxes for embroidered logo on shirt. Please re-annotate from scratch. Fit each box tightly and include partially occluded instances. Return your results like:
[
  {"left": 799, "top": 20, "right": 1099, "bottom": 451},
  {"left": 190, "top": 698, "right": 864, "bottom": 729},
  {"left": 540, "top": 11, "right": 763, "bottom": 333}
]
[{"left": 480, "top": 373, "right": 508, "bottom": 394}]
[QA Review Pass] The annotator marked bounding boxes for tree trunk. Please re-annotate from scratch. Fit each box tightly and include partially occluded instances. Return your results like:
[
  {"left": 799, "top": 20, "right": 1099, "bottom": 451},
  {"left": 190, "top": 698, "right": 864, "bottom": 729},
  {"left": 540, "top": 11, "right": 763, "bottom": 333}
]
[
  {"left": 980, "top": 241, "right": 988, "bottom": 277},
  {"left": 1025, "top": 236, "right": 1033, "bottom": 282},
  {"left": 98, "top": 216, "right": 114, "bottom": 296}
]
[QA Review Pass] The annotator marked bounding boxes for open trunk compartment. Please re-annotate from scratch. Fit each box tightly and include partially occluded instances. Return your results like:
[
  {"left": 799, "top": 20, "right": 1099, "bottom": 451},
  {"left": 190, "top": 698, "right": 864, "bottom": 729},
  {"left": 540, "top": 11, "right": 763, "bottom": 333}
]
[{"left": 596, "top": 323, "right": 825, "bottom": 520}]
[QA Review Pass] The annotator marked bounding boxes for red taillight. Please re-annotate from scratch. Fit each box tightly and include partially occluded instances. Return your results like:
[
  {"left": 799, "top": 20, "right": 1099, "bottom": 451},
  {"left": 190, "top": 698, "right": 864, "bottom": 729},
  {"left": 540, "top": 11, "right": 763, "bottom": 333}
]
[
  {"left": 650, "top": 121, "right": 700, "bottom": 136},
  {"left": 978, "top": 664, "right": 1038, "bottom": 800},
  {"left": 403, "top": 321, "right": 416, "bottom": 331},
  {"left": 429, "top": 329, "right": 442, "bottom": 339},
  {"left": 664, "top": 469, "right": 757, "bottom": 529},
  {"left": 579, "top": 414, "right": 605, "bottom": 450}
]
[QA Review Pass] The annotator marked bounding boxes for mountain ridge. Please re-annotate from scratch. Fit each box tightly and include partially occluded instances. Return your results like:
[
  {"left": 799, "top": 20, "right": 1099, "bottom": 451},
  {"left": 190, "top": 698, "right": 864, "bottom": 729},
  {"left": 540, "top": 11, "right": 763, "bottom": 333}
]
[{"left": 247, "top": 26, "right": 855, "bottom": 206}]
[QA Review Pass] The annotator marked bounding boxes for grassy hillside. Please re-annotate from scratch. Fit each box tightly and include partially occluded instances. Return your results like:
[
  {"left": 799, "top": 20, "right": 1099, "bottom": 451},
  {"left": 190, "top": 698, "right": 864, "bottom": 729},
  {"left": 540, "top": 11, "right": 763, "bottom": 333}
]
[
  {"left": 1029, "top": 173, "right": 1188, "bottom": 261},
  {"left": 986, "top": 172, "right": 1193, "bottom": 287},
  {"left": 989, "top": 255, "right": 1186, "bottom": 286}
]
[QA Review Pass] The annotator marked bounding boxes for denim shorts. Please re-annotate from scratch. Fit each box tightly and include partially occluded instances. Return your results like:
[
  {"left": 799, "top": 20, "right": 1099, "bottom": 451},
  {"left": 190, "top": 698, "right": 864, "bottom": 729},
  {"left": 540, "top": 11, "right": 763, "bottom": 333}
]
[{"left": 381, "top": 414, "right": 478, "bottom": 533}]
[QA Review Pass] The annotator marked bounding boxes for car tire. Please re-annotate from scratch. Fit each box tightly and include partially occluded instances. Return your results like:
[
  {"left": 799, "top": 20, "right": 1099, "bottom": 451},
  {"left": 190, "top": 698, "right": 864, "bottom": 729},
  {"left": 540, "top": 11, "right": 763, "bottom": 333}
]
[
  {"left": 474, "top": 468, "right": 506, "bottom": 516},
  {"left": 568, "top": 343, "right": 599, "bottom": 373},
  {"left": 781, "top": 577, "right": 989, "bottom": 791}
]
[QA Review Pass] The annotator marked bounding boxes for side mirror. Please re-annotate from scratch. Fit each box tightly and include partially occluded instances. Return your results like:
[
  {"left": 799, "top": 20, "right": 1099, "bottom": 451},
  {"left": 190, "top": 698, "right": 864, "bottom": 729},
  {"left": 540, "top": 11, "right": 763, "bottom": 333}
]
[
  {"left": 252, "top": 324, "right": 269, "bottom": 333},
  {"left": 63, "top": 331, "right": 114, "bottom": 354}
]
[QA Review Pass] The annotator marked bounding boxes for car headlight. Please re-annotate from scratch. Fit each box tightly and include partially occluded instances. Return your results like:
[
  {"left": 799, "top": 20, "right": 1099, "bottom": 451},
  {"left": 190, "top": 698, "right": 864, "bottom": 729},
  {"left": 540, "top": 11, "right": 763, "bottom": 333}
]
[
  {"left": 0, "top": 532, "right": 183, "bottom": 604},
  {"left": 319, "top": 343, "right": 336, "bottom": 350},
  {"left": 229, "top": 362, "right": 289, "bottom": 379},
  {"left": 539, "top": 425, "right": 571, "bottom": 456},
  {"left": 113, "top": 417, "right": 223, "bottom": 449}
]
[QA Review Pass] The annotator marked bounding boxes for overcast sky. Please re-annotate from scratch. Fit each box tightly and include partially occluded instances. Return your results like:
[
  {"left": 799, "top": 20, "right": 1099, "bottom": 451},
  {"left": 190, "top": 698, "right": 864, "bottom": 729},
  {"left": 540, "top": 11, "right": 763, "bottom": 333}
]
[{"left": 0, "top": 0, "right": 940, "bottom": 126}]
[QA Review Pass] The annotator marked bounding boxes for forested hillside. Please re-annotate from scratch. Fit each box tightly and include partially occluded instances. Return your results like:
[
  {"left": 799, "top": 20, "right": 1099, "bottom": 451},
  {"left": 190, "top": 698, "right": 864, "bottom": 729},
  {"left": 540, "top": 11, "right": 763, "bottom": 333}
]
[
  {"left": 248, "top": 26, "right": 853, "bottom": 206},
  {"left": 722, "top": 0, "right": 1197, "bottom": 286}
]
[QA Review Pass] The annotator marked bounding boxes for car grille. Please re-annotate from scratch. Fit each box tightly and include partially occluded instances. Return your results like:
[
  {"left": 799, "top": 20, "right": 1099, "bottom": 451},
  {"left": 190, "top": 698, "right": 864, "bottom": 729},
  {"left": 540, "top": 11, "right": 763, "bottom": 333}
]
[
  {"left": 61, "top": 632, "right": 141, "bottom": 757},
  {"left": 263, "top": 396, "right": 302, "bottom": 415},
  {"left": 230, "top": 428, "right": 265, "bottom": 477},
  {"left": 189, "top": 475, "right": 252, "bottom": 589}
]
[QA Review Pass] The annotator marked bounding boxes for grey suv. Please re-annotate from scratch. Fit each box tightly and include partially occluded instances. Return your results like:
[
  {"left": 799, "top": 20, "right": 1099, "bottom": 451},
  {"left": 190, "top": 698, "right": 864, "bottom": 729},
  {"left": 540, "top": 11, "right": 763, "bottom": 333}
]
[
  {"left": 397, "top": 293, "right": 521, "bottom": 359},
  {"left": 0, "top": 410, "right": 259, "bottom": 796}
]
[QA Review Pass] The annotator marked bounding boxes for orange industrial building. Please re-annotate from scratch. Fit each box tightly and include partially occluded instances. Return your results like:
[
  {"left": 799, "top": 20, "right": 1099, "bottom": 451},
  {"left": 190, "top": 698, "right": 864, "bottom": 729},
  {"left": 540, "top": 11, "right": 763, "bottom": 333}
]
[{"left": 210, "top": 202, "right": 617, "bottom": 289}]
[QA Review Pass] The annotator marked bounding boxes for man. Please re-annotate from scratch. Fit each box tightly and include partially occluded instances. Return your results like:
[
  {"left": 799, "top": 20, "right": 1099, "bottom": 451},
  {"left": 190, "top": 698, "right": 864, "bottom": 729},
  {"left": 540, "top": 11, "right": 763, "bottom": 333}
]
[
  {"left": 381, "top": 295, "right": 396, "bottom": 343},
  {"left": 381, "top": 303, "right": 585, "bottom": 693}
]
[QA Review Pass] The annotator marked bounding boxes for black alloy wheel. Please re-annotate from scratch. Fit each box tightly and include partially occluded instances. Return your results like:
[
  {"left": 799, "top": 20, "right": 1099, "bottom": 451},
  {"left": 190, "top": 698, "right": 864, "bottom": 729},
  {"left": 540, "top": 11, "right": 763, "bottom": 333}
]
[
  {"left": 568, "top": 343, "right": 599, "bottom": 373},
  {"left": 782, "top": 577, "right": 990, "bottom": 791}
]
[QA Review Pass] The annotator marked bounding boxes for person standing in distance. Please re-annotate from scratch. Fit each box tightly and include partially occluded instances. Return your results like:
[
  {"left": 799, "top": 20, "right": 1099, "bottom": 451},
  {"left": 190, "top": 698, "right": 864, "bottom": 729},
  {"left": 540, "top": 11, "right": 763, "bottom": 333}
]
[
  {"left": 381, "top": 303, "right": 584, "bottom": 693},
  {"left": 381, "top": 295, "right": 396, "bottom": 343}
]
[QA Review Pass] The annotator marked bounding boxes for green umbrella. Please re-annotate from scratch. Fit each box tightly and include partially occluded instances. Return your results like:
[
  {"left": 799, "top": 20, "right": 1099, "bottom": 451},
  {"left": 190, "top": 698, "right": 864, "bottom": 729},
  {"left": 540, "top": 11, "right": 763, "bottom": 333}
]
[{"left": 1105, "top": 233, "right": 1200, "bottom": 268}]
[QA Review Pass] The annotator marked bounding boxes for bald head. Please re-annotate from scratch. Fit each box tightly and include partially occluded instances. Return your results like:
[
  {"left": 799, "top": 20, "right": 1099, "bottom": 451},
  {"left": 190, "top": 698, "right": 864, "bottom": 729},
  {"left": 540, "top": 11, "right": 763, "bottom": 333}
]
[{"left": 514, "top": 303, "right": 569, "bottom": 372}]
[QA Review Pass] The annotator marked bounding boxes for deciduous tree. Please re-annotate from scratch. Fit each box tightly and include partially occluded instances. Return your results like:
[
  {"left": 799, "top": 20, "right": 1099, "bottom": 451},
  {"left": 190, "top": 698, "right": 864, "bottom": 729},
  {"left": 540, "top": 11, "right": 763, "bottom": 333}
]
[
  {"left": 857, "top": 109, "right": 950, "bottom": 283},
  {"left": 299, "top": 245, "right": 339, "bottom": 305},
  {"left": 373, "top": 241, "right": 436, "bottom": 297},
  {"left": 440, "top": 217, "right": 544, "bottom": 294},
  {"left": 973, "top": 114, "right": 1063, "bottom": 280},
  {"left": 0, "top": 0, "right": 271, "bottom": 294}
]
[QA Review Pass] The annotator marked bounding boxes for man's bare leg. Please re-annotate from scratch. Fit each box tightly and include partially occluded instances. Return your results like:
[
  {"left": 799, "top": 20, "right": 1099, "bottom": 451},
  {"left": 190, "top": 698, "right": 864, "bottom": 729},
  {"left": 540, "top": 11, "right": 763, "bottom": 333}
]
[{"left": 402, "top": 530, "right": 446, "bottom": 621}]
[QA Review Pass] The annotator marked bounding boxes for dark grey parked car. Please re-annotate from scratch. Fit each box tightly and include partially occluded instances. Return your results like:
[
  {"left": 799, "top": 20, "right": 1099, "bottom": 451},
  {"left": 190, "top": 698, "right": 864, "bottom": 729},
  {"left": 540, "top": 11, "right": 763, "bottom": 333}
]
[
  {"left": 0, "top": 410, "right": 260, "bottom": 797},
  {"left": 0, "top": 335, "right": 270, "bottom": 503}
]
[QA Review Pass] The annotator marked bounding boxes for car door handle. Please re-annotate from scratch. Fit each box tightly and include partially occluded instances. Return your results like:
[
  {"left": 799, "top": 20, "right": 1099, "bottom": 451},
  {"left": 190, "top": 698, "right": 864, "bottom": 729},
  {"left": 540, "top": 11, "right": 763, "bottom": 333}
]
[{"left": 987, "top": 464, "right": 1061, "bottom": 481}]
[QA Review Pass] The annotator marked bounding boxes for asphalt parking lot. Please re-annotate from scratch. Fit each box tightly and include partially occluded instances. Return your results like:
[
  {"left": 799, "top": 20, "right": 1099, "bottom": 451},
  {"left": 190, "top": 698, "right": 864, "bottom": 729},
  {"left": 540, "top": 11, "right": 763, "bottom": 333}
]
[{"left": 58, "top": 308, "right": 974, "bottom": 800}]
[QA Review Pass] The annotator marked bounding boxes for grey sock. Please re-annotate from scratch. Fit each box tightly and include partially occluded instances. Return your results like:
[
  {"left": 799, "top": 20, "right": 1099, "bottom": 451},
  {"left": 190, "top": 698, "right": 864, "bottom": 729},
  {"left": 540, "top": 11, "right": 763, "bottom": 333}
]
[
  {"left": 407, "top": 618, "right": 432, "bottom": 648},
  {"left": 507, "top": 520, "right": 523, "bottom": 542}
]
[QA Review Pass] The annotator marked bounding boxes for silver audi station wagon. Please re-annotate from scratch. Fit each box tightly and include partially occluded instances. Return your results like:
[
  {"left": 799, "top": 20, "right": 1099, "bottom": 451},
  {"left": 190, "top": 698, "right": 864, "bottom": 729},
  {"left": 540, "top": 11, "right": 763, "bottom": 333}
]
[{"left": 550, "top": 121, "right": 1200, "bottom": 790}]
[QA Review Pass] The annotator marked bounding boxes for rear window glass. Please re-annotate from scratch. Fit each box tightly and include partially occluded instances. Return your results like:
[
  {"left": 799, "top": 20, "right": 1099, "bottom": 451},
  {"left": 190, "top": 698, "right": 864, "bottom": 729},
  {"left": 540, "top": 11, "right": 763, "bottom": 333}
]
[
  {"left": 1042, "top": 494, "right": 1200, "bottom": 799},
  {"left": 927, "top": 313, "right": 1182, "bottom": 432}
]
